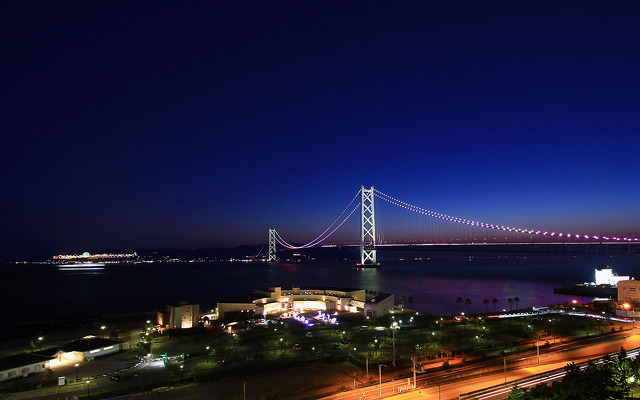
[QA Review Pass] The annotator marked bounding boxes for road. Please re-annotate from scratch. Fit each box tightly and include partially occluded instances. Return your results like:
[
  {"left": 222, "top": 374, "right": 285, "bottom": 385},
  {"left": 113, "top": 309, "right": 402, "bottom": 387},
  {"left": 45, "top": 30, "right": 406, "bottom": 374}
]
[
  {"left": 8, "top": 329, "right": 640, "bottom": 400},
  {"left": 6, "top": 360, "right": 166, "bottom": 400},
  {"left": 322, "top": 331, "right": 640, "bottom": 400}
]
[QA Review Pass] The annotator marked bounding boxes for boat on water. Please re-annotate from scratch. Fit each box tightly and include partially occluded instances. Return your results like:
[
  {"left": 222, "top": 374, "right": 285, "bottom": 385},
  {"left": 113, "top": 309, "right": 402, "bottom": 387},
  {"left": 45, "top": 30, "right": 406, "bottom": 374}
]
[{"left": 57, "top": 262, "right": 106, "bottom": 271}]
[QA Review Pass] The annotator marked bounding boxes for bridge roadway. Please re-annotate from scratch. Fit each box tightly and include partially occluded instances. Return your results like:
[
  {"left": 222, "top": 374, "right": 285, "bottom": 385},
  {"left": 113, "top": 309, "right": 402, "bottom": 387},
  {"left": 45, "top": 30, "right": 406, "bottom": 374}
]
[
  {"left": 329, "top": 242, "right": 640, "bottom": 255},
  {"left": 321, "top": 330, "right": 640, "bottom": 400}
]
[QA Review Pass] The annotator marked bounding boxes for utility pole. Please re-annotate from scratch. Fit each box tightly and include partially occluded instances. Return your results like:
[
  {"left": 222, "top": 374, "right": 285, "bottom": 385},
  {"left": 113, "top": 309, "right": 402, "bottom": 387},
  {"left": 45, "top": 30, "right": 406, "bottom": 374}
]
[
  {"left": 366, "top": 356, "right": 369, "bottom": 377},
  {"left": 411, "top": 357, "right": 416, "bottom": 388},
  {"left": 392, "top": 328, "right": 396, "bottom": 367}
]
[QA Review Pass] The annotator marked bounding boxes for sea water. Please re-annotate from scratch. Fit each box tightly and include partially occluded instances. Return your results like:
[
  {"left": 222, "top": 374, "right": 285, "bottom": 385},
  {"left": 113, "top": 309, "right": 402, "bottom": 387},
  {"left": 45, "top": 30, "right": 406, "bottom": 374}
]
[{"left": 1, "top": 252, "right": 638, "bottom": 338}]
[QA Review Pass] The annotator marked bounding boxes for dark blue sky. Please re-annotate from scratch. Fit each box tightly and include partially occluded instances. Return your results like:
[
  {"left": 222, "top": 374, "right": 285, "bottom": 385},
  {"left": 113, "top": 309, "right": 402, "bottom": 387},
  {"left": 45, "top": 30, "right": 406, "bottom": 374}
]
[{"left": 2, "top": 1, "right": 640, "bottom": 259}]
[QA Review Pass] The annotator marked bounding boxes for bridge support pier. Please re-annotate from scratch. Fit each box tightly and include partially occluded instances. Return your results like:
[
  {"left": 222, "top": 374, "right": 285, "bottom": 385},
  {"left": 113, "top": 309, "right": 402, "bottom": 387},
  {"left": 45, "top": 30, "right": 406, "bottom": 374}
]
[{"left": 360, "top": 186, "right": 377, "bottom": 266}]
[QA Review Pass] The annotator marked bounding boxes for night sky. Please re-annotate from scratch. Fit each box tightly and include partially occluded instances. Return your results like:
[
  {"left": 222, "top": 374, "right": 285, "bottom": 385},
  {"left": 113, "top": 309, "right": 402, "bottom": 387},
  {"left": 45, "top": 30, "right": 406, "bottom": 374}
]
[{"left": 2, "top": 2, "right": 640, "bottom": 259}]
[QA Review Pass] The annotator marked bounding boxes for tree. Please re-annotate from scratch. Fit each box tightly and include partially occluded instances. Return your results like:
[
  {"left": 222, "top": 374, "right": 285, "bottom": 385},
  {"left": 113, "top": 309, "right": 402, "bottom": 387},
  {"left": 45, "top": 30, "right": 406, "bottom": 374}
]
[
  {"left": 208, "top": 347, "right": 217, "bottom": 362},
  {"left": 611, "top": 348, "right": 633, "bottom": 397},
  {"left": 492, "top": 298, "right": 499, "bottom": 312},
  {"left": 514, "top": 297, "right": 520, "bottom": 310},
  {"left": 465, "top": 298, "right": 472, "bottom": 314},
  {"left": 504, "top": 385, "right": 530, "bottom": 399},
  {"left": 483, "top": 299, "right": 489, "bottom": 313},
  {"left": 28, "top": 340, "right": 37, "bottom": 353},
  {"left": 408, "top": 296, "right": 414, "bottom": 312},
  {"left": 508, "top": 298, "right": 514, "bottom": 311},
  {"left": 400, "top": 294, "right": 406, "bottom": 309},
  {"left": 456, "top": 297, "right": 463, "bottom": 314}
]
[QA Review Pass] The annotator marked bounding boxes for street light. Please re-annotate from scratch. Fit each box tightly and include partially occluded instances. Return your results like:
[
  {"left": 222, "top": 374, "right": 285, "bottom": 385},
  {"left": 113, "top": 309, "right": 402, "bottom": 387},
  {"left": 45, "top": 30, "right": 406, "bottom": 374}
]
[
  {"left": 206, "top": 346, "right": 210, "bottom": 364},
  {"left": 86, "top": 380, "right": 90, "bottom": 399},
  {"left": 624, "top": 303, "right": 635, "bottom": 328},
  {"left": 75, "top": 363, "right": 79, "bottom": 382},
  {"left": 391, "top": 321, "right": 399, "bottom": 367},
  {"left": 429, "top": 380, "right": 442, "bottom": 400},
  {"left": 499, "top": 352, "right": 507, "bottom": 383},
  {"left": 379, "top": 364, "right": 387, "bottom": 397}
]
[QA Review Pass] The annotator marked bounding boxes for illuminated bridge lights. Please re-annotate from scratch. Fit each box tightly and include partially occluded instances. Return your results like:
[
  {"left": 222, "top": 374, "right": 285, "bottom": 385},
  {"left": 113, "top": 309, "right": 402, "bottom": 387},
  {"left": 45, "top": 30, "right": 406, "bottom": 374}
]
[
  {"left": 374, "top": 188, "right": 639, "bottom": 243},
  {"left": 272, "top": 187, "right": 640, "bottom": 255}
]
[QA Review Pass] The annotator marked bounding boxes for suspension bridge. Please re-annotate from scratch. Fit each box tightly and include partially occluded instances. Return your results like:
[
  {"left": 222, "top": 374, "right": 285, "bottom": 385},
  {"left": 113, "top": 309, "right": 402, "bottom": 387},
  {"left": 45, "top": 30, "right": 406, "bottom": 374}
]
[{"left": 268, "top": 186, "right": 640, "bottom": 264}]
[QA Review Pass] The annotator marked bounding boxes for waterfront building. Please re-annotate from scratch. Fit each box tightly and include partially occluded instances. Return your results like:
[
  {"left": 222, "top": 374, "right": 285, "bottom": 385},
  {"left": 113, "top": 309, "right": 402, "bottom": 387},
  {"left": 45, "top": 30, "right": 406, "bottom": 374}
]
[
  {"left": 594, "top": 263, "right": 629, "bottom": 285},
  {"left": 158, "top": 302, "right": 200, "bottom": 329},
  {"left": 216, "top": 286, "right": 394, "bottom": 319},
  {"left": 618, "top": 280, "right": 640, "bottom": 304}
]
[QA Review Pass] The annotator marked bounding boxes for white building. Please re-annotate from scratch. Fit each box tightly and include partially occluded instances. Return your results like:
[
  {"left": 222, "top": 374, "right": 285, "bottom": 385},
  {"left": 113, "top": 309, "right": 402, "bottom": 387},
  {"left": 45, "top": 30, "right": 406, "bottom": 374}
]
[
  {"left": 594, "top": 263, "right": 629, "bottom": 286},
  {"left": 160, "top": 302, "right": 200, "bottom": 329},
  {"left": 217, "top": 286, "right": 394, "bottom": 319},
  {"left": 0, "top": 354, "right": 50, "bottom": 381},
  {"left": 60, "top": 337, "right": 122, "bottom": 361},
  {"left": 0, "top": 337, "right": 123, "bottom": 382}
]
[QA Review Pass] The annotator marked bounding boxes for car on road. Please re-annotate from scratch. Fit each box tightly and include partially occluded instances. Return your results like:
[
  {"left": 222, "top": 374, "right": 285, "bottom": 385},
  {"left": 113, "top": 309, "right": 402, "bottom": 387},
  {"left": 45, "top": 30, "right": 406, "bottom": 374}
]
[
  {"left": 293, "top": 343, "right": 302, "bottom": 351},
  {"left": 332, "top": 343, "right": 342, "bottom": 350},
  {"left": 109, "top": 375, "right": 125, "bottom": 381},
  {"left": 217, "top": 359, "right": 228, "bottom": 366}
]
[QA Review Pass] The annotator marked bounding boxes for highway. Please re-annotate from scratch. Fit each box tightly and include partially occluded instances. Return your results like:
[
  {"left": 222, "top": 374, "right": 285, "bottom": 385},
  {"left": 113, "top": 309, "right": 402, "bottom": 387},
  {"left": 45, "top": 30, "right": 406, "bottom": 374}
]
[{"left": 322, "top": 330, "right": 640, "bottom": 400}]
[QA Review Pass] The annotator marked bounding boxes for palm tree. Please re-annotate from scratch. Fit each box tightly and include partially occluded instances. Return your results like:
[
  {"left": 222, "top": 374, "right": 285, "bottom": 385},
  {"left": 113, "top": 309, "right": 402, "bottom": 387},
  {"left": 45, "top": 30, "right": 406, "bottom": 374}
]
[
  {"left": 408, "top": 296, "right": 414, "bottom": 312},
  {"left": 400, "top": 294, "right": 406, "bottom": 310},
  {"left": 456, "top": 297, "right": 463, "bottom": 314},
  {"left": 465, "top": 298, "right": 472, "bottom": 314},
  {"left": 483, "top": 299, "right": 489, "bottom": 313},
  {"left": 514, "top": 297, "right": 520, "bottom": 310},
  {"left": 508, "top": 298, "right": 514, "bottom": 311},
  {"left": 492, "top": 298, "right": 498, "bottom": 312}
]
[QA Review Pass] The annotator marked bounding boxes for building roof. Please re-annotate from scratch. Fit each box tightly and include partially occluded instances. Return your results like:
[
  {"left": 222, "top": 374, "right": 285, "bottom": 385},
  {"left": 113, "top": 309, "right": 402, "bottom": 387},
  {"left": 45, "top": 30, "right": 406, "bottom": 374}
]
[
  {"left": 32, "top": 347, "right": 64, "bottom": 357},
  {"left": 0, "top": 353, "right": 51, "bottom": 371},
  {"left": 257, "top": 286, "right": 362, "bottom": 295},
  {"left": 167, "top": 301, "right": 198, "bottom": 308},
  {"left": 219, "top": 286, "right": 369, "bottom": 306},
  {"left": 62, "top": 337, "right": 121, "bottom": 352},
  {"left": 218, "top": 293, "right": 262, "bottom": 304},
  {"left": 368, "top": 292, "right": 393, "bottom": 303}
]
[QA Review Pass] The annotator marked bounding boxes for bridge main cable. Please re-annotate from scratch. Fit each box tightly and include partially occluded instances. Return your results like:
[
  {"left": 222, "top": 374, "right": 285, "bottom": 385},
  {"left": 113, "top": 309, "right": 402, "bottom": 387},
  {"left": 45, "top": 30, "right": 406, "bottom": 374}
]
[
  {"left": 374, "top": 188, "right": 639, "bottom": 242},
  {"left": 274, "top": 190, "right": 361, "bottom": 250}
]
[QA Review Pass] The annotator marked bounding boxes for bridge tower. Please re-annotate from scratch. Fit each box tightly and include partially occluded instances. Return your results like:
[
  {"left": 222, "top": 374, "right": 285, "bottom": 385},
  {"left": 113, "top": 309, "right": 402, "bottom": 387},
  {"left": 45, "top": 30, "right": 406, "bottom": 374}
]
[
  {"left": 360, "top": 185, "right": 377, "bottom": 266},
  {"left": 268, "top": 228, "right": 276, "bottom": 262}
]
